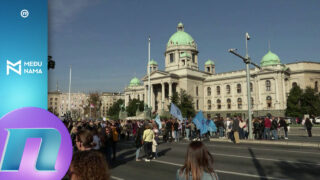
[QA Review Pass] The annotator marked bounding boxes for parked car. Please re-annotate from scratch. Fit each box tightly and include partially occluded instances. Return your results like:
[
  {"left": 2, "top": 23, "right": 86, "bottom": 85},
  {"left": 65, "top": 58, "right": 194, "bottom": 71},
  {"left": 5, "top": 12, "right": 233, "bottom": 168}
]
[{"left": 312, "top": 117, "right": 320, "bottom": 124}]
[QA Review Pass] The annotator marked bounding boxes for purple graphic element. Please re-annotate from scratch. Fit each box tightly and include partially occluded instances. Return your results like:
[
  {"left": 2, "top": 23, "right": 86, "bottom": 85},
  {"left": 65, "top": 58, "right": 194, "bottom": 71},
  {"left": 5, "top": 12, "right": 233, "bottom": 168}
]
[{"left": 0, "top": 107, "right": 73, "bottom": 180}]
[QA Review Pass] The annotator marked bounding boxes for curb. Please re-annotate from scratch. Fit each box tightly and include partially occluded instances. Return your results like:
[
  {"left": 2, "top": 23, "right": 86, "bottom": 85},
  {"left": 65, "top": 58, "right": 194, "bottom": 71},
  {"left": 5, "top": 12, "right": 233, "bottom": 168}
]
[{"left": 209, "top": 138, "right": 320, "bottom": 148}]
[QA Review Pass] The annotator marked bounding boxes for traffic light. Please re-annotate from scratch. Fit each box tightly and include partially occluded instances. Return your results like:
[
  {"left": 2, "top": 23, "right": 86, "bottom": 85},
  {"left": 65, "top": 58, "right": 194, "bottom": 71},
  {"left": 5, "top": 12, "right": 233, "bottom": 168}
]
[{"left": 48, "top": 56, "right": 55, "bottom": 70}]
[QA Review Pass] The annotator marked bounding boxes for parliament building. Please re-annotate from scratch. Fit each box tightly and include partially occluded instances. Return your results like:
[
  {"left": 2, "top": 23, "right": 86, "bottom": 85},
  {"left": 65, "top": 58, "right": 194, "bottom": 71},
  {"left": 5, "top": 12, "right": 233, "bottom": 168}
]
[{"left": 124, "top": 22, "right": 320, "bottom": 118}]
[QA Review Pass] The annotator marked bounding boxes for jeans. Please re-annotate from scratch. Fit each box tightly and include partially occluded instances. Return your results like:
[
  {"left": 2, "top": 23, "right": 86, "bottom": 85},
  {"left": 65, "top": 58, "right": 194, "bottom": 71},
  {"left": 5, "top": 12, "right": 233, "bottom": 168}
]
[
  {"left": 174, "top": 130, "right": 179, "bottom": 142},
  {"left": 219, "top": 127, "right": 224, "bottom": 137},
  {"left": 271, "top": 130, "right": 278, "bottom": 140},
  {"left": 185, "top": 129, "right": 190, "bottom": 139},
  {"left": 136, "top": 147, "right": 141, "bottom": 159},
  {"left": 264, "top": 128, "right": 271, "bottom": 140}
]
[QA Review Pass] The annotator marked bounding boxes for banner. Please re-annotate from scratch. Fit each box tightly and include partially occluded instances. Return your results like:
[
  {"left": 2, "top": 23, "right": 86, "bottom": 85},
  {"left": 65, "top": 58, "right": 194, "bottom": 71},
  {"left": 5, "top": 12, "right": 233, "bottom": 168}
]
[
  {"left": 0, "top": 0, "right": 48, "bottom": 117},
  {"left": 170, "top": 103, "right": 183, "bottom": 122},
  {"left": 192, "top": 111, "right": 208, "bottom": 135},
  {"left": 155, "top": 114, "right": 162, "bottom": 129}
]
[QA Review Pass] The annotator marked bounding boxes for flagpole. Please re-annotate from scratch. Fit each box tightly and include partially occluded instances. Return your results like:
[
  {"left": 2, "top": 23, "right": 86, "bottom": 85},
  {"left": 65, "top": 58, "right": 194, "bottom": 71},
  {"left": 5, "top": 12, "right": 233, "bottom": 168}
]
[
  {"left": 68, "top": 66, "right": 72, "bottom": 112},
  {"left": 148, "top": 36, "right": 151, "bottom": 108}
]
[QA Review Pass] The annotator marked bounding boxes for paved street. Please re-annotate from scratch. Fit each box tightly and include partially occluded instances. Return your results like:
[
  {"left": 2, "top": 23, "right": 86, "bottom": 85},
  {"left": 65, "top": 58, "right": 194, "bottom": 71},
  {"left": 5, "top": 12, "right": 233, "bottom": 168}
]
[{"left": 110, "top": 140, "right": 320, "bottom": 180}]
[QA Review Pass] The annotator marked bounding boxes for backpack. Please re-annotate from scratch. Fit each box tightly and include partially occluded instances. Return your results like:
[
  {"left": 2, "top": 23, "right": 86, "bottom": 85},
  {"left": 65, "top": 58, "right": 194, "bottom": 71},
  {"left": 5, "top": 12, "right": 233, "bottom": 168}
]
[{"left": 112, "top": 128, "right": 119, "bottom": 142}]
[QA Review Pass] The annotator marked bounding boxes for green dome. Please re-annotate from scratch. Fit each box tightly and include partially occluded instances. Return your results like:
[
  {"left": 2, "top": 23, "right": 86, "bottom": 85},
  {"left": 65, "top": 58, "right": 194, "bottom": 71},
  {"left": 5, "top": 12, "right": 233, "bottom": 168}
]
[
  {"left": 149, "top": 59, "right": 158, "bottom": 65},
  {"left": 261, "top": 51, "right": 281, "bottom": 67},
  {"left": 205, "top": 59, "right": 215, "bottom": 65},
  {"left": 129, "top": 77, "right": 140, "bottom": 87},
  {"left": 167, "top": 22, "right": 195, "bottom": 46}
]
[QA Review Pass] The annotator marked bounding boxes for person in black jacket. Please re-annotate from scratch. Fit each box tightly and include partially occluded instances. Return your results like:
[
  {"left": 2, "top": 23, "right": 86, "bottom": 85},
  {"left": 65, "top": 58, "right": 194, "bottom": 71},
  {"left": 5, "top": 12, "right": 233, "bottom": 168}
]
[
  {"left": 271, "top": 117, "right": 279, "bottom": 140},
  {"left": 135, "top": 122, "right": 145, "bottom": 161},
  {"left": 305, "top": 118, "right": 313, "bottom": 137},
  {"left": 279, "top": 118, "right": 288, "bottom": 139}
]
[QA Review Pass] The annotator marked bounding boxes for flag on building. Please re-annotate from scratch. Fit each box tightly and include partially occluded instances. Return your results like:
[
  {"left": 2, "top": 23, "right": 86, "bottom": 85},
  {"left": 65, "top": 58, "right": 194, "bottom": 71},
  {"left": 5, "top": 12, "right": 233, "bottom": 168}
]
[
  {"left": 155, "top": 114, "right": 162, "bottom": 129},
  {"left": 170, "top": 103, "right": 183, "bottom": 122},
  {"left": 192, "top": 111, "right": 208, "bottom": 135}
]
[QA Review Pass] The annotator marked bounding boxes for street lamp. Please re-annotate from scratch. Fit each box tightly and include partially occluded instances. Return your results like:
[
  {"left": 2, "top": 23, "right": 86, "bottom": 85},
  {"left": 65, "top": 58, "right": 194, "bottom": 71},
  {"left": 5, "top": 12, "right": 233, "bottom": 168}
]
[{"left": 228, "top": 32, "right": 256, "bottom": 140}]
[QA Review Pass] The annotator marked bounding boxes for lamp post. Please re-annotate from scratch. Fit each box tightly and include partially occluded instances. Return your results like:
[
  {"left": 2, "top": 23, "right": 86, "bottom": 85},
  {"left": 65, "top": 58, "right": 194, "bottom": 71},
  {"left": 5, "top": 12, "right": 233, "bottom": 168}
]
[{"left": 228, "top": 32, "right": 254, "bottom": 140}]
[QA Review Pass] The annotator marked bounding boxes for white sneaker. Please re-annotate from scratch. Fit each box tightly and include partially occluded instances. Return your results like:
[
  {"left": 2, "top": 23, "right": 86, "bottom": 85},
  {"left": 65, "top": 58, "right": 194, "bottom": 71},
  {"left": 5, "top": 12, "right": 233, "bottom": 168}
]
[
  {"left": 284, "top": 137, "right": 288, "bottom": 140},
  {"left": 145, "top": 159, "right": 150, "bottom": 162}
]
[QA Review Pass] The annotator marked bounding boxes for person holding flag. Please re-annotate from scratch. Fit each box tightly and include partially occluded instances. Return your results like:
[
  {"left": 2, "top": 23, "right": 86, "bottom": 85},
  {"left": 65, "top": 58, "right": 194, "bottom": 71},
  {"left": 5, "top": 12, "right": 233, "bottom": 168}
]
[{"left": 192, "top": 111, "right": 208, "bottom": 140}]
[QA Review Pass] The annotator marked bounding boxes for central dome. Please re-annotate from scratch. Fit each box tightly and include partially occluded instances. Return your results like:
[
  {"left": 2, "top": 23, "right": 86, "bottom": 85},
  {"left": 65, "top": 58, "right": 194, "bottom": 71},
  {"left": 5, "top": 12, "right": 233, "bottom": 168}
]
[
  {"left": 129, "top": 77, "right": 140, "bottom": 87},
  {"left": 167, "top": 22, "right": 195, "bottom": 47}
]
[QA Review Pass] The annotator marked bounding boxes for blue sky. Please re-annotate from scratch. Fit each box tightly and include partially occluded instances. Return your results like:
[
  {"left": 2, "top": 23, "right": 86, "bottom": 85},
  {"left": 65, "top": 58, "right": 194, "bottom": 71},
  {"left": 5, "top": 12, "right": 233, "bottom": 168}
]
[{"left": 48, "top": 0, "right": 320, "bottom": 93}]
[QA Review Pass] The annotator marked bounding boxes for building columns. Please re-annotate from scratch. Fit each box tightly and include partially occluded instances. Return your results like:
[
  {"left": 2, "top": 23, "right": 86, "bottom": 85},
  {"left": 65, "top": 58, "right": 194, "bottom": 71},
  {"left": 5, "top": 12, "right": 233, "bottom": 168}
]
[
  {"left": 169, "top": 82, "right": 173, "bottom": 102},
  {"left": 161, "top": 82, "right": 165, "bottom": 110}
]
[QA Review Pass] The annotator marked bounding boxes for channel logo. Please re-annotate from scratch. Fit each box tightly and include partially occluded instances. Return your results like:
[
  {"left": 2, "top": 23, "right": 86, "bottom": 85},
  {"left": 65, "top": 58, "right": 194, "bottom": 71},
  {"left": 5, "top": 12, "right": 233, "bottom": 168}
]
[
  {"left": 6, "top": 60, "right": 21, "bottom": 75},
  {"left": 0, "top": 107, "right": 73, "bottom": 180}
]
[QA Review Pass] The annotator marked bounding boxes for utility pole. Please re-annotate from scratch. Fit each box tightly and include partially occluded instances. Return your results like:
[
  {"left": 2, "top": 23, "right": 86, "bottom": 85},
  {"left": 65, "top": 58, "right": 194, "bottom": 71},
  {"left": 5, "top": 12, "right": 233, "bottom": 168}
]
[{"left": 228, "top": 32, "right": 253, "bottom": 140}]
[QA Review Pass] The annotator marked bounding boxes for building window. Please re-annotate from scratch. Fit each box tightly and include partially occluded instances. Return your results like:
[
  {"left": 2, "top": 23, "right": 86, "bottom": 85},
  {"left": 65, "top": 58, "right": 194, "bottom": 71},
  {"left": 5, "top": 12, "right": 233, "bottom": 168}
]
[
  {"left": 266, "top": 96, "right": 272, "bottom": 108},
  {"left": 170, "top": 53, "right": 174, "bottom": 63},
  {"left": 196, "top": 100, "right": 199, "bottom": 110},
  {"left": 207, "top": 87, "right": 211, "bottom": 96},
  {"left": 138, "top": 95, "right": 140, "bottom": 100},
  {"left": 196, "top": 86, "right": 199, "bottom": 96},
  {"left": 266, "top": 80, "right": 271, "bottom": 91},
  {"left": 237, "top": 84, "right": 241, "bottom": 93},
  {"left": 226, "top": 85, "right": 231, "bottom": 94},
  {"left": 50, "top": 98, "right": 53, "bottom": 101},
  {"left": 315, "top": 81, "right": 318, "bottom": 92},
  {"left": 251, "top": 97, "right": 254, "bottom": 107},
  {"left": 292, "top": 82, "right": 297, "bottom": 87},
  {"left": 217, "top": 99, "right": 221, "bottom": 109},
  {"left": 227, "top": 99, "right": 231, "bottom": 109},
  {"left": 237, "top": 98, "right": 242, "bottom": 109},
  {"left": 207, "top": 67, "right": 210, "bottom": 72},
  {"left": 217, "top": 86, "right": 221, "bottom": 95},
  {"left": 250, "top": 83, "right": 253, "bottom": 92},
  {"left": 192, "top": 54, "right": 195, "bottom": 63},
  {"left": 207, "top": 100, "right": 211, "bottom": 110}
]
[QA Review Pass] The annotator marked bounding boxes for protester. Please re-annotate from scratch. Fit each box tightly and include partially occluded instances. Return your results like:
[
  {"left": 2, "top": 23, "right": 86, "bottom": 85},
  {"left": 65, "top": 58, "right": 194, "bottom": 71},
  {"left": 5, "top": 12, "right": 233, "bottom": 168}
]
[
  {"left": 176, "top": 141, "right": 219, "bottom": 180},
  {"left": 253, "top": 118, "right": 260, "bottom": 139},
  {"left": 173, "top": 119, "right": 180, "bottom": 142},
  {"left": 92, "top": 128, "right": 101, "bottom": 150},
  {"left": 143, "top": 123, "right": 155, "bottom": 162},
  {"left": 305, "top": 118, "right": 313, "bottom": 137},
  {"left": 135, "top": 122, "right": 144, "bottom": 161},
  {"left": 75, "top": 130, "right": 95, "bottom": 151},
  {"left": 165, "top": 119, "right": 173, "bottom": 142},
  {"left": 185, "top": 119, "right": 191, "bottom": 140},
  {"left": 69, "top": 150, "right": 110, "bottom": 180},
  {"left": 111, "top": 123, "right": 119, "bottom": 161},
  {"left": 264, "top": 117, "right": 272, "bottom": 140},
  {"left": 271, "top": 117, "right": 279, "bottom": 140},
  {"left": 232, "top": 117, "right": 240, "bottom": 144},
  {"left": 279, "top": 118, "right": 288, "bottom": 139},
  {"left": 104, "top": 127, "right": 114, "bottom": 164},
  {"left": 152, "top": 123, "right": 159, "bottom": 159}
]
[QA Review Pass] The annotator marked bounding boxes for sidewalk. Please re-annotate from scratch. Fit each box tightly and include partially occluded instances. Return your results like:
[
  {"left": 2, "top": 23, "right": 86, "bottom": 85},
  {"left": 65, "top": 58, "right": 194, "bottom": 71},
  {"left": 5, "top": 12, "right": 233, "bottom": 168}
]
[{"left": 209, "top": 138, "right": 320, "bottom": 149}]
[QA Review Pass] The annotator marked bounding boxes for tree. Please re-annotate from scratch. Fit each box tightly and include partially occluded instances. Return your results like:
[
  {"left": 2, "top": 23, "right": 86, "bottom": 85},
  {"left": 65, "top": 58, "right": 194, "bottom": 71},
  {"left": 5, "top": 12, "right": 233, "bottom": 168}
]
[
  {"left": 107, "top": 99, "right": 124, "bottom": 119},
  {"left": 286, "top": 85, "right": 303, "bottom": 118},
  {"left": 84, "top": 92, "right": 102, "bottom": 119},
  {"left": 301, "top": 87, "right": 320, "bottom": 116},
  {"left": 126, "top": 99, "right": 144, "bottom": 117},
  {"left": 169, "top": 89, "right": 196, "bottom": 119}
]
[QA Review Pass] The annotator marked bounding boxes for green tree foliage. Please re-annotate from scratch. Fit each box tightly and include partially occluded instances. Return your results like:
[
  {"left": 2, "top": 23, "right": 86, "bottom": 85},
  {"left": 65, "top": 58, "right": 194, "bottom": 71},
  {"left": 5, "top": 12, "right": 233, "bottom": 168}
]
[
  {"left": 301, "top": 87, "right": 320, "bottom": 116},
  {"left": 84, "top": 92, "right": 102, "bottom": 119},
  {"left": 170, "top": 89, "right": 196, "bottom": 119},
  {"left": 107, "top": 99, "right": 124, "bottom": 119},
  {"left": 286, "top": 86, "right": 320, "bottom": 117},
  {"left": 286, "top": 85, "right": 303, "bottom": 118},
  {"left": 126, "top": 99, "right": 144, "bottom": 117}
]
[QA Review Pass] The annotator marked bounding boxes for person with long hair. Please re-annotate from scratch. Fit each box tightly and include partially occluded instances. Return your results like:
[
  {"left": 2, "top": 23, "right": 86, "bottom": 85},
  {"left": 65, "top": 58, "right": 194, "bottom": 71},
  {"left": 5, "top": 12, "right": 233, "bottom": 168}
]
[
  {"left": 177, "top": 141, "right": 218, "bottom": 180},
  {"left": 68, "top": 150, "right": 110, "bottom": 180}
]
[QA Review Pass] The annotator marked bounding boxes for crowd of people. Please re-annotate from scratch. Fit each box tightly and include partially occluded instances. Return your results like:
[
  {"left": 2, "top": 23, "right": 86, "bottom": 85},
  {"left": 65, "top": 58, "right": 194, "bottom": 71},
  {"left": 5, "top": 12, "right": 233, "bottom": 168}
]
[{"left": 61, "top": 114, "right": 315, "bottom": 180}]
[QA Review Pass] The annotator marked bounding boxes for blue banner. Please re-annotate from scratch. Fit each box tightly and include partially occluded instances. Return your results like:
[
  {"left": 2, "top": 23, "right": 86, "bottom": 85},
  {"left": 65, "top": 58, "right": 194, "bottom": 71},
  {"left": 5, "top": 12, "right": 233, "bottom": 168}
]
[
  {"left": 0, "top": 0, "right": 48, "bottom": 117},
  {"left": 206, "top": 119, "right": 217, "bottom": 132},
  {"left": 192, "top": 111, "right": 208, "bottom": 135},
  {"left": 155, "top": 114, "right": 162, "bottom": 129},
  {"left": 170, "top": 103, "right": 183, "bottom": 122}
]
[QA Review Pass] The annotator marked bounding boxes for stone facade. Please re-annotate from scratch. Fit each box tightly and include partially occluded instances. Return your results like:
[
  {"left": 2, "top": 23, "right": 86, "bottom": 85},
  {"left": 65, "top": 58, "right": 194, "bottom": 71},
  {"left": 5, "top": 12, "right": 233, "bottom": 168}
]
[{"left": 124, "top": 23, "right": 320, "bottom": 118}]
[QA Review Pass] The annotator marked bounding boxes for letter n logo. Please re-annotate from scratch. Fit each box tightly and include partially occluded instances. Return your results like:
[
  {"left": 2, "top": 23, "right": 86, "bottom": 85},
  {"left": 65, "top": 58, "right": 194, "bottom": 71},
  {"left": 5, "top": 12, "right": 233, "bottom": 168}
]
[
  {"left": 0, "top": 128, "right": 61, "bottom": 171},
  {"left": 6, "top": 60, "right": 21, "bottom": 75}
]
